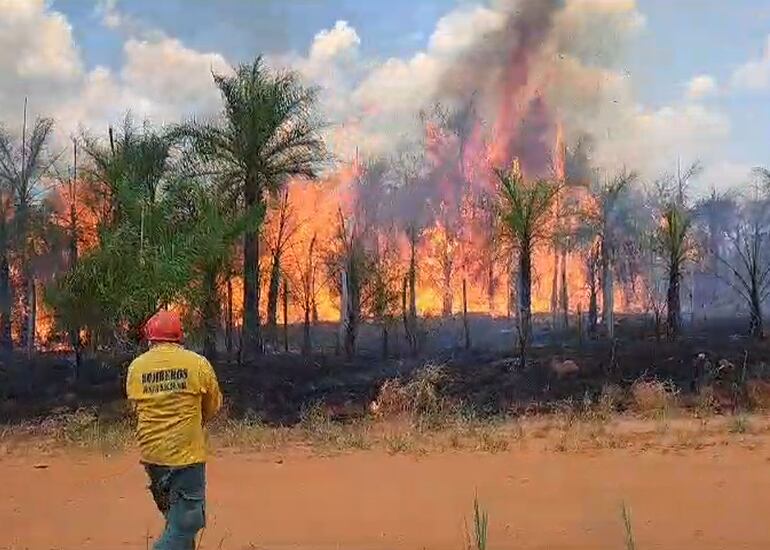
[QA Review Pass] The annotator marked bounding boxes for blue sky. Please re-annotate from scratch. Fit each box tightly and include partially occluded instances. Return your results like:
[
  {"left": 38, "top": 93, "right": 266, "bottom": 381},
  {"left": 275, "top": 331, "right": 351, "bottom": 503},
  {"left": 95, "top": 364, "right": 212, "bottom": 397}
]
[
  {"left": 58, "top": 0, "right": 453, "bottom": 67},
  {"left": 7, "top": 0, "right": 768, "bottom": 191},
  {"left": 629, "top": 0, "right": 770, "bottom": 166}
]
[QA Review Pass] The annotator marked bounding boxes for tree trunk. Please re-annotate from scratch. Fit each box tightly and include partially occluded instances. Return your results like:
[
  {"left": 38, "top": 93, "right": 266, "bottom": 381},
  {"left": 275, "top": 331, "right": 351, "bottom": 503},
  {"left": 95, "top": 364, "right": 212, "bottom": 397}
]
[
  {"left": 340, "top": 268, "right": 358, "bottom": 360},
  {"left": 689, "top": 267, "right": 696, "bottom": 326},
  {"left": 68, "top": 220, "right": 81, "bottom": 374},
  {"left": 282, "top": 277, "right": 289, "bottom": 352},
  {"left": 381, "top": 323, "right": 389, "bottom": 359},
  {"left": 441, "top": 248, "right": 452, "bottom": 317},
  {"left": 0, "top": 237, "right": 12, "bottom": 352},
  {"left": 550, "top": 246, "right": 559, "bottom": 327},
  {"left": 487, "top": 260, "right": 495, "bottom": 312},
  {"left": 508, "top": 250, "right": 517, "bottom": 320},
  {"left": 18, "top": 268, "right": 30, "bottom": 351},
  {"left": 749, "top": 284, "right": 763, "bottom": 338},
  {"left": 407, "top": 229, "right": 418, "bottom": 354},
  {"left": 517, "top": 245, "right": 532, "bottom": 357},
  {"left": 302, "top": 304, "right": 312, "bottom": 356},
  {"left": 577, "top": 305, "right": 583, "bottom": 346},
  {"left": 463, "top": 278, "right": 470, "bottom": 350},
  {"left": 401, "top": 276, "right": 409, "bottom": 349},
  {"left": 666, "top": 261, "right": 681, "bottom": 339},
  {"left": 26, "top": 275, "right": 35, "bottom": 357},
  {"left": 588, "top": 254, "right": 598, "bottom": 338},
  {"left": 303, "top": 236, "right": 316, "bottom": 357},
  {"left": 225, "top": 275, "right": 233, "bottom": 356},
  {"left": 601, "top": 239, "right": 614, "bottom": 340},
  {"left": 560, "top": 248, "right": 569, "bottom": 329},
  {"left": 708, "top": 221, "right": 720, "bottom": 274},
  {"left": 266, "top": 251, "right": 281, "bottom": 333},
  {"left": 242, "top": 207, "right": 262, "bottom": 360},
  {"left": 202, "top": 267, "right": 219, "bottom": 360}
]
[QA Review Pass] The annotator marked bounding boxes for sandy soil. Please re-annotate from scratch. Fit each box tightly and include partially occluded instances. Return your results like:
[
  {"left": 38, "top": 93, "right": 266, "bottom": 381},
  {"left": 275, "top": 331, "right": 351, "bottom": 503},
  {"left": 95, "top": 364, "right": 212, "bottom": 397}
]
[{"left": 1, "top": 441, "right": 769, "bottom": 550}]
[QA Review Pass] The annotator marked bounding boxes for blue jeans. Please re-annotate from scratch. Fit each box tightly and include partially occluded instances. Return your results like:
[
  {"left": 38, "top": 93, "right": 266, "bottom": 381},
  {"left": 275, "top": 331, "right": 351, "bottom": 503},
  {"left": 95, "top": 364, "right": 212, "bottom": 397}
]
[{"left": 144, "top": 463, "right": 206, "bottom": 550}]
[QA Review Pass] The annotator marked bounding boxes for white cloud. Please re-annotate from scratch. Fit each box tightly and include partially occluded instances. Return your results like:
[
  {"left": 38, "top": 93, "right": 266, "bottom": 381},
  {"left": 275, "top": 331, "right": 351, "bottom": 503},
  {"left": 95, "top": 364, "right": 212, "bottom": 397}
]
[
  {"left": 731, "top": 35, "right": 770, "bottom": 92},
  {"left": 0, "top": 0, "right": 232, "bottom": 148},
  {"left": 0, "top": 0, "right": 753, "bottom": 196},
  {"left": 686, "top": 74, "right": 717, "bottom": 100},
  {"left": 308, "top": 21, "right": 360, "bottom": 62},
  {"left": 119, "top": 38, "right": 230, "bottom": 119},
  {"left": 0, "top": 0, "right": 81, "bottom": 81},
  {"left": 53, "top": 38, "right": 231, "bottom": 138},
  {"left": 0, "top": 0, "right": 84, "bottom": 142},
  {"left": 95, "top": 0, "right": 122, "bottom": 29}
]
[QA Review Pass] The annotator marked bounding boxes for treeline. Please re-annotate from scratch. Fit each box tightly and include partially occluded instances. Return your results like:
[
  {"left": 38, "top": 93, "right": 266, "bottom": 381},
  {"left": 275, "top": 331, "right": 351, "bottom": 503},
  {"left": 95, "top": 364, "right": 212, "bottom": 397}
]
[
  {"left": 0, "top": 58, "right": 324, "bottom": 364},
  {"left": 0, "top": 54, "right": 768, "bottom": 368}
]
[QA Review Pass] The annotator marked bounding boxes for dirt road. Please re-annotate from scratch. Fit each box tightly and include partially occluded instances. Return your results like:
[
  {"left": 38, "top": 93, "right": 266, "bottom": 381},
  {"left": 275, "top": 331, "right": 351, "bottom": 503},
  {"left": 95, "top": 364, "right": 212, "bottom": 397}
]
[{"left": 1, "top": 443, "right": 769, "bottom": 549}]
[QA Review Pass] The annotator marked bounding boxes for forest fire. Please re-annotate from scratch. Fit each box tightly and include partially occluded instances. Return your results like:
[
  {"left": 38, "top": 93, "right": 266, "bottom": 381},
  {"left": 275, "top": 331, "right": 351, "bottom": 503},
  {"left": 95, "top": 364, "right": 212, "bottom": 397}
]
[
  {"left": 13, "top": 0, "right": 650, "bottom": 349},
  {"left": 3, "top": 0, "right": 746, "bottom": 358},
  {"left": 250, "top": 110, "right": 644, "bottom": 328}
]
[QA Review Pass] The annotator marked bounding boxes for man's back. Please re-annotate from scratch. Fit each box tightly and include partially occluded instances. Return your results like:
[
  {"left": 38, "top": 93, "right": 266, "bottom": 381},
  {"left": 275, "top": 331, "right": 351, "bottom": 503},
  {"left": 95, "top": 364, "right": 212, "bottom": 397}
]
[{"left": 126, "top": 343, "right": 222, "bottom": 466}]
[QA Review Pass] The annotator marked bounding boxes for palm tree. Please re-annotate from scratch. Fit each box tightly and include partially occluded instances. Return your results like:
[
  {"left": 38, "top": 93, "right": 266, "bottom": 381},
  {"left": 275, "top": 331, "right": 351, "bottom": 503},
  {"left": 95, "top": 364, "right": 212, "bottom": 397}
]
[
  {"left": 51, "top": 118, "right": 176, "bottom": 345},
  {"left": 658, "top": 203, "right": 694, "bottom": 339},
  {"left": 495, "top": 161, "right": 560, "bottom": 357},
  {"left": 0, "top": 104, "right": 57, "bottom": 354},
  {"left": 175, "top": 182, "right": 263, "bottom": 360},
  {"left": 81, "top": 115, "right": 172, "bottom": 232},
  {"left": 175, "top": 57, "right": 326, "bottom": 361}
]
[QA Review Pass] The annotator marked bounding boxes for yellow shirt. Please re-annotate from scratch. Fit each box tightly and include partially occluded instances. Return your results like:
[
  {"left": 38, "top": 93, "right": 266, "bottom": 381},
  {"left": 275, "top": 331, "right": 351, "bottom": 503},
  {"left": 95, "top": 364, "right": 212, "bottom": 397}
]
[{"left": 126, "top": 343, "right": 222, "bottom": 466}]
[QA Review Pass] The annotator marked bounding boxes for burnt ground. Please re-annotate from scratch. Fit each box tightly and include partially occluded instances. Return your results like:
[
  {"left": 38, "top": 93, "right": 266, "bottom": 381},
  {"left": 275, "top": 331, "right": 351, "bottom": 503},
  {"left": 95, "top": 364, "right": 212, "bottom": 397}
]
[{"left": 1, "top": 314, "right": 769, "bottom": 425}]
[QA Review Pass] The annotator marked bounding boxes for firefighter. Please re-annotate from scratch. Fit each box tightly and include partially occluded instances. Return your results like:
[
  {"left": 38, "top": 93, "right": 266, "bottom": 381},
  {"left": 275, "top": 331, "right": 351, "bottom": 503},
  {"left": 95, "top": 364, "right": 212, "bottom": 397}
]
[{"left": 126, "top": 310, "right": 222, "bottom": 550}]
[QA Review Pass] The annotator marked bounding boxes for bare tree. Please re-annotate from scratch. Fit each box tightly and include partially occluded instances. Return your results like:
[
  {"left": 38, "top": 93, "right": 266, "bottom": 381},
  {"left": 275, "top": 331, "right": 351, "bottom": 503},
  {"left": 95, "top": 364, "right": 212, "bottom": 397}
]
[
  {"left": 584, "top": 240, "right": 601, "bottom": 337},
  {"left": 716, "top": 191, "right": 770, "bottom": 338},
  {"left": 265, "top": 188, "right": 301, "bottom": 341},
  {"left": 420, "top": 101, "right": 478, "bottom": 319},
  {"left": 0, "top": 102, "right": 57, "bottom": 354},
  {"left": 49, "top": 139, "right": 83, "bottom": 365},
  {"left": 391, "top": 149, "right": 423, "bottom": 354},
  {"left": 287, "top": 233, "right": 322, "bottom": 357},
  {"left": 329, "top": 210, "right": 368, "bottom": 359},
  {"left": 0, "top": 167, "right": 11, "bottom": 352},
  {"left": 582, "top": 168, "right": 638, "bottom": 339},
  {"left": 694, "top": 188, "right": 736, "bottom": 274},
  {"left": 365, "top": 230, "right": 402, "bottom": 359}
]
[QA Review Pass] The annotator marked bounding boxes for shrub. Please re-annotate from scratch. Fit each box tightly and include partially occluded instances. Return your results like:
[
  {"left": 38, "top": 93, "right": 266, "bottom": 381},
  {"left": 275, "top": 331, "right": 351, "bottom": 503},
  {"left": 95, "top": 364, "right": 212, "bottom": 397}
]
[
  {"left": 631, "top": 380, "right": 678, "bottom": 418},
  {"left": 370, "top": 363, "right": 455, "bottom": 424}
]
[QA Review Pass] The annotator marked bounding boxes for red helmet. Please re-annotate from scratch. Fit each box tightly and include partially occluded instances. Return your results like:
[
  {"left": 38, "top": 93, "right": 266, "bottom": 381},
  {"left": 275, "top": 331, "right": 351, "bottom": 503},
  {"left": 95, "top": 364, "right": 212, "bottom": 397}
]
[{"left": 144, "top": 310, "right": 183, "bottom": 343}]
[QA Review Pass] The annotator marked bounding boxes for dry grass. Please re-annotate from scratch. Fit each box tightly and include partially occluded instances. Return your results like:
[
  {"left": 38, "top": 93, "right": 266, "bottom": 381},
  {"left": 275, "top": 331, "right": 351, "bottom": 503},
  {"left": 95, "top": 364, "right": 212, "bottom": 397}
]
[
  {"left": 729, "top": 414, "right": 751, "bottom": 434},
  {"left": 4, "top": 408, "right": 135, "bottom": 454},
  {"left": 631, "top": 380, "right": 679, "bottom": 419},
  {"left": 370, "top": 363, "right": 457, "bottom": 429},
  {"left": 598, "top": 384, "right": 624, "bottom": 420},
  {"left": 746, "top": 380, "right": 770, "bottom": 411},
  {"left": 5, "top": 383, "right": 770, "bottom": 458}
]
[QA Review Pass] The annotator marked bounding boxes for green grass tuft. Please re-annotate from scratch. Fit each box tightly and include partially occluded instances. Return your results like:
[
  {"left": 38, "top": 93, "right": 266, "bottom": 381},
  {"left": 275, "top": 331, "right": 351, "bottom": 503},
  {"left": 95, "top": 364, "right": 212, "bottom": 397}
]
[{"left": 622, "top": 502, "right": 636, "bottom": 550}]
